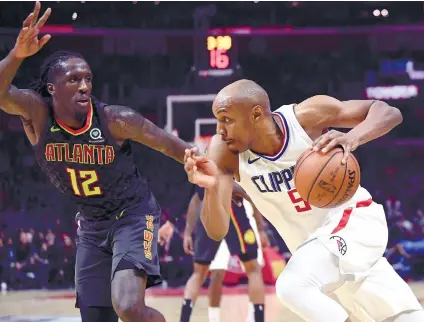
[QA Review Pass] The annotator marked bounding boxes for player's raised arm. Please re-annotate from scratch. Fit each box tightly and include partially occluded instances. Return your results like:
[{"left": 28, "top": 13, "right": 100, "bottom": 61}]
[
  {"left": 0, "top": 2, "right": 51, "bottom": 118},
  {"left": 105, "top": 105, "right": 193, "bottom": 164},
  {"left": 185, "top": 134, "right": 238, "bottom": 241},
  {"left": 296, "top": 95, "right": 403, "bottom": 163}
]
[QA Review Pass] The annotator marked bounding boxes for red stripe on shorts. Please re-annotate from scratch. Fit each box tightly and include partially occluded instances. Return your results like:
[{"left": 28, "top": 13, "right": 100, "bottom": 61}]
[{"left": 331, "top": 198, "right": 373, "bottom": 234}]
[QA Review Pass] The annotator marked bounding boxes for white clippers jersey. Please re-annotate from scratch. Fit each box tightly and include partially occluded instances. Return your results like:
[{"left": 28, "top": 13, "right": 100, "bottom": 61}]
[{"left": 238, "top": 104, "right": 371, "bottom": 253}]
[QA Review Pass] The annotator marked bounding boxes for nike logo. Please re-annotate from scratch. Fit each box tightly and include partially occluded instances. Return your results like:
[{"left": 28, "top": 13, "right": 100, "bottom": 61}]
[
  {"left": 50, "top": 126, "right": 60, "bottom": 132},
  {"left": 116, "top": 209, "right": 126, "bottom": 220},
  {"left": 248, "top": 157, "right": 261, "bottom": 164}
]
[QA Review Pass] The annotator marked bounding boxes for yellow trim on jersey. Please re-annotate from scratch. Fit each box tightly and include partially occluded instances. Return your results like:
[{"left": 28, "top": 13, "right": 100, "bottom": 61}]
[{"left": 229, "top": 207, "right": 246, "bottom": 253}]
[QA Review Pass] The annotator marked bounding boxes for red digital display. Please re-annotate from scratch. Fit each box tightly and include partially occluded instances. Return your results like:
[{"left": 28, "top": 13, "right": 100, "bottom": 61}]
[{"left": 207, "top": 36, "right": 232, "bottom": 70}]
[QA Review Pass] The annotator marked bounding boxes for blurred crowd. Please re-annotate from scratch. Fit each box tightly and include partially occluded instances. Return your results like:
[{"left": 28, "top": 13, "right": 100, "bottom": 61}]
[
  {"left": 1, "top": 1, "right": 424, "bottom": 291},
  {"left": 0, "top": 229, "right": 75, "bottom": 291},
  {"left": 0, "top": 2, "right": 423, "bottom": 29}
]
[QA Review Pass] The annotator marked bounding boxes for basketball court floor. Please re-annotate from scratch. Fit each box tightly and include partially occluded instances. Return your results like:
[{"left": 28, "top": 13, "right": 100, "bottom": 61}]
[{"left": 1, "top": 282, "right": 423, "bottom": 322}]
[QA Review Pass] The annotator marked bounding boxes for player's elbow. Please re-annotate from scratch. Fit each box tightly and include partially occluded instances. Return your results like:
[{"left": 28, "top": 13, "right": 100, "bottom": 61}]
[
  {"left": 390, "top": 106, "right": 403, "bottom": 126},
  {"left": 374, "top": 101, "right": 403, "bottom": 126}
]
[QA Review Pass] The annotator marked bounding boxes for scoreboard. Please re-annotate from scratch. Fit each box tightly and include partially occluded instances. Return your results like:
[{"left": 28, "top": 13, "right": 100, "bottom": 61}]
[
  {"left": 207, "top": 35, "right": 232, "bottom": 69},
  {"left": 195, "top": 34, "right": 240, "bottom": 78}
]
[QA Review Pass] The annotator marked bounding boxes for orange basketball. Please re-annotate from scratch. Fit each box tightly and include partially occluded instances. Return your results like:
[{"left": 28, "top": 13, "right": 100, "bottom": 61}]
[{"left": 294, "top": 147, "right": 360, "bottom": 208}]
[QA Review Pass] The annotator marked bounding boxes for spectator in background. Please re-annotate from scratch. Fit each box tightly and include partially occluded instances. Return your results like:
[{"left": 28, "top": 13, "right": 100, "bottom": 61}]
[{"left": 61, "top": 234, "right": 75, "bottom": 288}]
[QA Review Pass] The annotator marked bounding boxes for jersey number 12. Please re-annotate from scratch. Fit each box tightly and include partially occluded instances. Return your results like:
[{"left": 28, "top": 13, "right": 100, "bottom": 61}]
[
  {"left": 288, "top": 189, "right": 312, "bottom": 212},
  {"left": 66, "top": 168, "right": 102, "bottom": 197}
]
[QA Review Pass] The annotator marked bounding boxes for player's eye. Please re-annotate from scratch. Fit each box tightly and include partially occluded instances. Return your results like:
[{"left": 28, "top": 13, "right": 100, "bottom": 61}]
[
  {"left": 86, "top": 76, "right": 92, "bottom": 83},
  {"left": 70, "top": 77, "right": 78, "bottom": 83}
]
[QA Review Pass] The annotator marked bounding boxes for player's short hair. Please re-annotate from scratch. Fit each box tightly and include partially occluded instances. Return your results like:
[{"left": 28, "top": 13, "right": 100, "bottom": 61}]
[{"left": 29, "top": 50, "right": 85, "bottom": 98}]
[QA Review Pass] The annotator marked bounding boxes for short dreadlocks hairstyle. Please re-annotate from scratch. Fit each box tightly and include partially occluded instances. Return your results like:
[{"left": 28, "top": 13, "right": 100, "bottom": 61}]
[{"left": 29, "top": 50, "right": 85, "bottom": 98}]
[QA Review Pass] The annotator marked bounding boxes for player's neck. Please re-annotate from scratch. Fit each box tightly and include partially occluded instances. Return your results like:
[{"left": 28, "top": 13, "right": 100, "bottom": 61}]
[
  {"left": 53, "top": 104, "right": 87, "bottom": 130},
  {"left": 250, "top": 118, "right": 284, "bottom": 156}
]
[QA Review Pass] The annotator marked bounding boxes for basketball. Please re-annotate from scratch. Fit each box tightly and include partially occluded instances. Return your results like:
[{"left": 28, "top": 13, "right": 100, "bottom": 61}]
[{"left": 294, "top": 147, "right": 360, "bottom": 209}]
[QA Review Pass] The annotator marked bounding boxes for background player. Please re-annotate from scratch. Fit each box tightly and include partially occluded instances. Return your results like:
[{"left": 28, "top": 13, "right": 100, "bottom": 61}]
[
  {"left": 180, "top": 185, "right": 268, "bottom": 322},
  {"left": 184, "top": 79, "right": 424, "bottom": 322}
]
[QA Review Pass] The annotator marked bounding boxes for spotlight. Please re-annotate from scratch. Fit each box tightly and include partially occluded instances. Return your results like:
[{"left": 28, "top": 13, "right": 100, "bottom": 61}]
[
  {"left": 72, "top": 12, "right": 78, "bottom": 20},
  {"left": 381, "top": 9, "right": 389, "bottom": 17},
  {"left": 373, "top": 9, "right": 380, "bottom": 17}
]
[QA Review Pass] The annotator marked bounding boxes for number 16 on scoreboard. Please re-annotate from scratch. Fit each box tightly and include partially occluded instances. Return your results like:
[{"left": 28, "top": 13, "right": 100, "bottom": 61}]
[{"left": 207, "top": 35, "right": 232, "bottom": 70}]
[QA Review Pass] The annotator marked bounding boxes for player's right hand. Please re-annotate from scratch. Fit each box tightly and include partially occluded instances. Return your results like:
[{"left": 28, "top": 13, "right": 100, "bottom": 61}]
[
  {"left": 184, "top": 148, "right": 218, "bottom": 189},
  {"left": 13, "top": 2, "right": 51, "bottom": 59},
  {"left": 158, "top": 220, "right": 174, "bottom": 246},
  {"left": 183, "top": 233, "right": 194, "bottom": 255}
]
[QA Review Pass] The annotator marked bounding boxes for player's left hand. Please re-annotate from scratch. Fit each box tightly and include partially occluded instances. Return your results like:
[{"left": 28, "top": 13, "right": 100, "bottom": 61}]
[
  {"left": 311, "top": 130, "right": 359, "bottom": 164},
  {"left": 185, "top": 147, "right": 250, "bottom": 206},
  {"left": 258, "top": 230, "right": 270, "bottom": 248}
]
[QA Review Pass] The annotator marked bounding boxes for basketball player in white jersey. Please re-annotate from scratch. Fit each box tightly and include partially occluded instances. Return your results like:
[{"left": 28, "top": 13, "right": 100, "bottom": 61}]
[{"left": 184, "top": 79, "right": 424, "bottom": 322}]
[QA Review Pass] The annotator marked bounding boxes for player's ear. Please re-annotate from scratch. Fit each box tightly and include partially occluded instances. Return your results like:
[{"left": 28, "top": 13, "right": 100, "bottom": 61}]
[
  {"left": 251, "top": 105, "right": 263, "bottom": 121},
  {"left": 47, "top": 83, "right": 54, "bottom": 95}
]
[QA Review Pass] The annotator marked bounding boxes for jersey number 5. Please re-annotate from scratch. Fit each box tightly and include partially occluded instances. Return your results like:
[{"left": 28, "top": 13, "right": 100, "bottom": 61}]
[
  {"left": 66, "top": 168, "right": 102, "bottom": 197},
  {"left": 288, "top": 189, "right": 312, "bottom": 212}
]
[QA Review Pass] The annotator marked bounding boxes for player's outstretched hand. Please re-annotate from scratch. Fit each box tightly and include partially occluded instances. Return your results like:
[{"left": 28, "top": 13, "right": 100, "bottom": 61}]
[
  {"left": 13, "top": 2, "right": 51, "bottom": 59},
  {"left": 311, "top": 129, "right": 359, "bottom": 164},
  {"left": 184, "top": 148, "right": 218, "bottom": 188}
]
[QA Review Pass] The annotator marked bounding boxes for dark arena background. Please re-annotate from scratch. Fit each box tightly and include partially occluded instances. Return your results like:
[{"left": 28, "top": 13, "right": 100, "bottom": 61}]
[{"left": 0, "top": 1, "right": 424, "bottom": 322}]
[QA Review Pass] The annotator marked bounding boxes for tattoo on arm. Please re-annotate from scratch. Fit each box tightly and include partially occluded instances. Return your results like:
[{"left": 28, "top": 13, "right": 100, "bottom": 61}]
[{"left": 107, "top": 105, "right": 192, "bottom": 163}]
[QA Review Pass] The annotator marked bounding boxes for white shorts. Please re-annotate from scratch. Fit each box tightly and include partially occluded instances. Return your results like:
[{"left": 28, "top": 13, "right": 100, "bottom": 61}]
[
  {"left": 293, "top": 200, "right": 422, "bottom": 321},
  {"left": 305, "top": 199, "right": 389, "bottom": 278},
  {"left": 210, "top": 239, "right": 231, "bottom": 271}
]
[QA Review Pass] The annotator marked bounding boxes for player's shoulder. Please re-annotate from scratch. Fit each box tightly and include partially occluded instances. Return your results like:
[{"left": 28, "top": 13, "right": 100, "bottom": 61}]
[
  {"left": 103, "top": 104, "right": 136, "bottom": 123},
  {"left": 273, "top": 103, "right": 296, "bottom": 114},
  {"left": 295, "top": 95, "right": 341, "bottom": 113}
]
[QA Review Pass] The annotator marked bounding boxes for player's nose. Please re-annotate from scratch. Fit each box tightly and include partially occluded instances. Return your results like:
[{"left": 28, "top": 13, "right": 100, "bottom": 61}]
[
  {"left": 78, "top": 79, "right": 89, "bottom": 93},
  {"left": 216, "top": 123, "right": 226, "bottom": 136}
]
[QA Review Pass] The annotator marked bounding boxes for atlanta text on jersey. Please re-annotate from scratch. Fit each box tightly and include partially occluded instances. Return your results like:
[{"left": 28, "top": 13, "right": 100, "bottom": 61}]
[{"left": 44, "top": 143, "right": 115, "bottom": 165}]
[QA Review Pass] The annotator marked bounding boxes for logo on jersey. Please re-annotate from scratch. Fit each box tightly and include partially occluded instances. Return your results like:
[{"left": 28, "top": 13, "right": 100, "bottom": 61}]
[
  {"left": 251, "top": 165, "right": 295, "bottom": 193},
  {"left": 50, "top": 125, "right": 61, "bottom": 132},
  {"left": 89, "top": 128, "right": 104, "bottom": 143},
  {"left": 248, "top": 157, "right": 261, "bottom": 164},
  {"left": 330, "top": 235, "right": 347, "bottom": 255},
  {"left": 44, "top": 143, "right": 115, "bottom": 165},
  {"left": 243, "top": 229, "right": 256, "bottom": 244}
]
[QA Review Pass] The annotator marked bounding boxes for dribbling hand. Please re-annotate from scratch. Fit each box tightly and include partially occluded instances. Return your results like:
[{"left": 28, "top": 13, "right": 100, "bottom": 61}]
[
  {"left": 184, "top": 148, "right": 218, "bottom": 189},
  {"left": 311, "top": 129, "right": 359, "bottom": 164},
  {"left": 13, "top": 2, "right": 51, "bottom": 59}
]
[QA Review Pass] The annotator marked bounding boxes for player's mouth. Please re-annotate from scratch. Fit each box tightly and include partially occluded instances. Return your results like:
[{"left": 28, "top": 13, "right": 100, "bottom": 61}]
[
  {"left": 224, "top": 139, "right": 235, "bottom": 146},
  {"left": 76, "top": 98, "right": 90, "bottom": 107}
]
